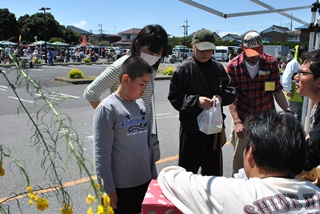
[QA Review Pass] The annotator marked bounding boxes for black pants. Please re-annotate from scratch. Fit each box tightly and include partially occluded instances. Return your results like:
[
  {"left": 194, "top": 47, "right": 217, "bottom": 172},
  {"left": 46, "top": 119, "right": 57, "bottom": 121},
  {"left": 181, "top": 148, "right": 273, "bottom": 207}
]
[
  {"left": 178, "top": 126, "right": 223, "bottom": 176},
  {"left": 114, "top": 180, "right": 150, "bottom": 214}
]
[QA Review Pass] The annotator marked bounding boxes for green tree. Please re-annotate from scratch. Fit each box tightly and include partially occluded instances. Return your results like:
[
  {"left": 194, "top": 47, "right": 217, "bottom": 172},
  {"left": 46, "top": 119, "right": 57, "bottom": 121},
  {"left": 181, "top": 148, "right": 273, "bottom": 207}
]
[{"left": 0, "top": 8, "right": 19, "bottom": 41}]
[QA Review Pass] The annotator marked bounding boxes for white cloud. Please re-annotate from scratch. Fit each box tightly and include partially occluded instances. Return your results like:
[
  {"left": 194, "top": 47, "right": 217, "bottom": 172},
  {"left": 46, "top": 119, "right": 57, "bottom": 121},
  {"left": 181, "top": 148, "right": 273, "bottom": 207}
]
[{"left": 74, "top": 21, "right": 88, "bottom": 28}]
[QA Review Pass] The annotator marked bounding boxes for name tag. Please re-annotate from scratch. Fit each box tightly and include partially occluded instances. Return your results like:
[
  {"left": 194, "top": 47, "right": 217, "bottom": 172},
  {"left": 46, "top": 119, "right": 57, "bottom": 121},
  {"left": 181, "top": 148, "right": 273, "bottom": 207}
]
[
  {"left": 259, "top": 70, "right": 270, "bottom": 75},
  {"left": 265, "top": 81, "right": 275, "bottom": 91}
]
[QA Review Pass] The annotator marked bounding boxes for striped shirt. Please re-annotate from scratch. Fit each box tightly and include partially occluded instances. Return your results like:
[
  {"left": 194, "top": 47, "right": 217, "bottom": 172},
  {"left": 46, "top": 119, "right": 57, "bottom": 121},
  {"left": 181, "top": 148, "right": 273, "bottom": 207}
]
[
  {"left": 83, "top": 55, "right": 155, "bottom": 125},
  {"left": 226, "top": 53, "right": 283, "bottom": 122}
]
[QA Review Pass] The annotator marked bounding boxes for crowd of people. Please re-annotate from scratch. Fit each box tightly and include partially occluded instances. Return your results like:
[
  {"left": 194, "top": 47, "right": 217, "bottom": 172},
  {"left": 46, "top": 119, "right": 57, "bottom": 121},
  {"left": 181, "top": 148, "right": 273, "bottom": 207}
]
[
  {"left": 0, "top": 44, "right": 122, "bottom": 66},
  {"left": 82, "top": 24, "right": 320, "bottom": 213}
]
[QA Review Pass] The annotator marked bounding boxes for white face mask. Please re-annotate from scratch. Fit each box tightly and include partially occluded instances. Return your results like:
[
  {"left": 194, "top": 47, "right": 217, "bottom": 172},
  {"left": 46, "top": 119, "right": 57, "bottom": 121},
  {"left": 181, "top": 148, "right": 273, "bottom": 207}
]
[{"left": 141, "top": 52, "right": 161, "bottom": 66}]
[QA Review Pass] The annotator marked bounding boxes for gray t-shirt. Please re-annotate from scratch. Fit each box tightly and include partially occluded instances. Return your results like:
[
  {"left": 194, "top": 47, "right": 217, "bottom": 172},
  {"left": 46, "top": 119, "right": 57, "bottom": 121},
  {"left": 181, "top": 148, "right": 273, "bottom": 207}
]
[{"left": 93, "top": 93, "right": 156, "bottom": 193}]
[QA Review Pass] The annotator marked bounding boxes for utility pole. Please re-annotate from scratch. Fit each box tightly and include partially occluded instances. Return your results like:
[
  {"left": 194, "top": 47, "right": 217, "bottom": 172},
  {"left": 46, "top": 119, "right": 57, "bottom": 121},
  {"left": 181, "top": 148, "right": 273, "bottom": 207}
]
[
  {"left": 98, "top": 24, "right": 103, "bottom": 34},
  {"left": 181, "top": 19, "right": 189, "bottom": 45},
  {"left": 181, "top": 19, "right": 189, "bottom": 60}
]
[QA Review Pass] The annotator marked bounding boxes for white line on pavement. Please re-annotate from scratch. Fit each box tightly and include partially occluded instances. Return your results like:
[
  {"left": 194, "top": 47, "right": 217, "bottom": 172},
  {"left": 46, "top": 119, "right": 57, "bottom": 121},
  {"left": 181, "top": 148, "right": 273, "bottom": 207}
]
[{"left": 8, "top": 96, "right": 35, "bottom": 103}]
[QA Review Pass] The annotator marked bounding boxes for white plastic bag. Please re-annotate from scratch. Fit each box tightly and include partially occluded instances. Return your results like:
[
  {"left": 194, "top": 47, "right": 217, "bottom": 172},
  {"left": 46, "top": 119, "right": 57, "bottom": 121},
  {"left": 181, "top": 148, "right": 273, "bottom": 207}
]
[{"left": 197, "top": 99, "right": 223, "bottom": 135}]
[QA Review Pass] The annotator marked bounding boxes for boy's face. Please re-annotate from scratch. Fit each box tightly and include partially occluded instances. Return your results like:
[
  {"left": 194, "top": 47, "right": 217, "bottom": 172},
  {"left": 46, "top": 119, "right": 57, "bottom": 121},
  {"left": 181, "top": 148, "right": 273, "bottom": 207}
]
[
  {"left": 294, "top": 62, "right": 320, "bottom": 101},
  {"left": 124, "top": 73, "right": 151, "bottom": 101}
]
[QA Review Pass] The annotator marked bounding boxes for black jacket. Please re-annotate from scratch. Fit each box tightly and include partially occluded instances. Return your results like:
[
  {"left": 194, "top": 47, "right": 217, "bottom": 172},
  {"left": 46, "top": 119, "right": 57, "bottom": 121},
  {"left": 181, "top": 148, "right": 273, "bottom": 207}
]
[
  {"left": 168, "top": 57, "right": 236, "bottom": 134},
  {"left": 304, "top": 103, "right": 320, "bottom": 171}
]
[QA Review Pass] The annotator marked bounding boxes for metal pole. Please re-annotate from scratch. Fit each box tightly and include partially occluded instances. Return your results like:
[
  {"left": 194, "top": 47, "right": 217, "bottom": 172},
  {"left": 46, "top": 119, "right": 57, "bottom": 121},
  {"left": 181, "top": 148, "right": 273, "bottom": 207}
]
[
  {"left": 39, "top": 7, "right": 51, "bottom": 64},
  {"left": 44, "top": 9, "right": 47, "bottom": 64}
]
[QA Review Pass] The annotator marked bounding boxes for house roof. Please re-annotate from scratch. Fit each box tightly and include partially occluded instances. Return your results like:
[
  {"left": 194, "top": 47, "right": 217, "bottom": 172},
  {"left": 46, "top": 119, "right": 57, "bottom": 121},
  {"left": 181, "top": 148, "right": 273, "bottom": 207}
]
[
  {"left": 92, "top": 34, "right": 121, "bottom": 39},
  {"left": 222, "top": 33, "right": 241, "bottom": 40},
  {"left": 112, "top": 41, "right": 132, "bottom": 46},
  {"left": 67, "top": 26, "right": 92, "bottom": 35},
  {"left": 295, "top": 25, "right": 308, "bottom": 30},
  {"left": 119, "top": 28, "right": 141, "bottom": 35},
  {"left": 261, "top": 25, "right": 291, "bottom": 34}
]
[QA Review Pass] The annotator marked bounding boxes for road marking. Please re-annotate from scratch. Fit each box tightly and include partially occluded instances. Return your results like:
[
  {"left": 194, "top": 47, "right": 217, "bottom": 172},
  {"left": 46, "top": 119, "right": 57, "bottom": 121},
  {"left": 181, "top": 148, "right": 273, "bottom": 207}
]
[
  {"left": 156, "top": 155, "right": 179, "bottom": 164},
  {"left": 0, "top": 85, "right": 8, "bottom": 91},
  {"left": 0, "top": 176, "right": 97, "bottom": 203},
  {"left": 8, "top": 96, "right": 35, "bottom": 103},
  {"left": 34, "top": 92, "right": 80, "bottom": 100}
]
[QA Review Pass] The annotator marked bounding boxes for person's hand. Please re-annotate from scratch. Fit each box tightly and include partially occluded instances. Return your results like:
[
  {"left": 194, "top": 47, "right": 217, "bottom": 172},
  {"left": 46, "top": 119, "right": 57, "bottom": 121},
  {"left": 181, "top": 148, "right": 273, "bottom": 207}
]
[
  {"left": 212, "top": 95, "right": 222, "bottom": 103},
  {"left": 235, "top": 122, "right": 246, "bottom": 139},
  {"left": 198, "top": 96, "right": 213, "bottom": 110},
  {"left": 109, "top": 192, "right": 118, "bottom": 209},
  {"left": 313, "top": 177, "right": 320, "bottom": 187}
]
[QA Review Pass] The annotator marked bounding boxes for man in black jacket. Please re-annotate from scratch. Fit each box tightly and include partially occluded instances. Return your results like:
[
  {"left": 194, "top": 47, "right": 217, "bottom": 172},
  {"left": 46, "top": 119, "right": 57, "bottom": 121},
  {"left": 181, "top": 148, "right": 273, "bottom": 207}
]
[
  {"left": 294, "top": 49, "right": 320, "bottom": 181},
  {"left": 168, "top": 28, "right": 236, "bottom": 176}
]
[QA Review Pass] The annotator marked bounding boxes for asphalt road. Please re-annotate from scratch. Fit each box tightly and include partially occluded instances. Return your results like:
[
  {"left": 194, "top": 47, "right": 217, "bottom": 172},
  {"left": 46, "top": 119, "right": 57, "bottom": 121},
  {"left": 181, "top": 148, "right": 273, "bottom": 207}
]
[{"left": 0, "top": 62, "right": 234, "bottom": 213}]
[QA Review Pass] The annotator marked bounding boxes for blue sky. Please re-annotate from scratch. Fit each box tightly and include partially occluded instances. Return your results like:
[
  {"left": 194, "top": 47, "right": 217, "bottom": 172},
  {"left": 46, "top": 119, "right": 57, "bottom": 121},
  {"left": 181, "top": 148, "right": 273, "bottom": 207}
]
[{"left": 1, "top": 1, "right": 314, "bottom": 37}]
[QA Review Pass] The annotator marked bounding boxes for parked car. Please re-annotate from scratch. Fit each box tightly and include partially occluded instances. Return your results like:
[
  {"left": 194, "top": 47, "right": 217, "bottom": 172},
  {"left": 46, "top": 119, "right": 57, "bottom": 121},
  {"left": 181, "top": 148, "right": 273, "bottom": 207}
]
[{"left": 214, "top": 46, "right": 228, "bottom": 62}]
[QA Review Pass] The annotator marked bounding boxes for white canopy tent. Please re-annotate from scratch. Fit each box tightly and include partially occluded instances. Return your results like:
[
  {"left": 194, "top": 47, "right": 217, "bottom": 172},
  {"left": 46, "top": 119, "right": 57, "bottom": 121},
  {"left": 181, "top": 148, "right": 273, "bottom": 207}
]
[{"left": 179, "top": 0, "right": 320, "bottom": 132}]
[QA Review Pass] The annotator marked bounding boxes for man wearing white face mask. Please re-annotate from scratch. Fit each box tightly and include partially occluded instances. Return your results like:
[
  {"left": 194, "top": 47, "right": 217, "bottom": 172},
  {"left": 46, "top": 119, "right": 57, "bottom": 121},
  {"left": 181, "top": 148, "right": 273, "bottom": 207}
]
[
  {"left": 84, "top": 25, "right": 168, "bottom": 128},
  {"left": 168, "top": 28, "right": 236, "bottom": 176}
]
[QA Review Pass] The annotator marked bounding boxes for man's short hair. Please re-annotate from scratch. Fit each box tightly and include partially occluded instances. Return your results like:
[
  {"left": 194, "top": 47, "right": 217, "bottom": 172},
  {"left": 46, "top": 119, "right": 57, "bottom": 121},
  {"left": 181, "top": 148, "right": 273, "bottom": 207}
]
[
  {"left": 303, "top": 49, "right": 320, "bottom": 79},
  {"left": 119, "top": 56, "right": 152, "bottom": 82},
  {"left": 245, "top": 111, "right": 306, "bottom": 177}
]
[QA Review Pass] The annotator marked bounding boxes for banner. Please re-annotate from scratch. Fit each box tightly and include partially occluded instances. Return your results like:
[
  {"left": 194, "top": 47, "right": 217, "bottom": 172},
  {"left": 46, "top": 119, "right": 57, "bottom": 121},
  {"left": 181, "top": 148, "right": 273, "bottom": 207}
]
[{"left": 81, "top": 35, "right": 86, "bottom": 47}]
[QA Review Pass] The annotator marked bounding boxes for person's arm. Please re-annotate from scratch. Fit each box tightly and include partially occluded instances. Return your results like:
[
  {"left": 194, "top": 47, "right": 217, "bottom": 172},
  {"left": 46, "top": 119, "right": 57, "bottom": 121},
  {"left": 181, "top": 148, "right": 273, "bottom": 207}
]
[
  {"left": 83, "top": 56, "right": 128, "bottom": 108},
  {"left": 89, "top": 100, "right": 101, "bottom": 109},
  {"left": 281, "top": 61, "right": 297, "bottom": 98},
  {"left": 229, "top": 101, "right": 246, "bottom": 139},
  {"left": 158, "top": 166, "right": 228, "bottom": 214},
  {"left": 93, "top": 104, "right": 116, "bottom": 195},
  {"left": 304, "top": 121, "right": 320, "bottom": 172},
  {"left": 273, "top": 90, "right": 290, "bottom": 112},
  {"left": 168, "top": 66, "right": 201, "bottom": 113}
]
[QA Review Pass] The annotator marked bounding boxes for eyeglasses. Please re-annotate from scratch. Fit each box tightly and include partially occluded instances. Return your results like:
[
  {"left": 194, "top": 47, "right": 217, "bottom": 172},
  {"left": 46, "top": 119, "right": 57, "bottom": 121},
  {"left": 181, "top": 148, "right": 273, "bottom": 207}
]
[{"left": 297, "top": 70, "right": 313, "bottom": 76}]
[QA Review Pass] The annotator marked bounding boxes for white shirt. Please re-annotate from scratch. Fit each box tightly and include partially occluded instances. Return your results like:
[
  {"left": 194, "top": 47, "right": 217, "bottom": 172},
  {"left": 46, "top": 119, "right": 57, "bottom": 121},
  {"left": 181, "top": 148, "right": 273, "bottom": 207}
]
[
  {"left": 245, "top": 60, "right": 259, "bottom": 80},
  {"left": 158, "top": 166, "right": 320, "bottom": 214},
  {"left": 281, "top": 58, "right": 300, "bottom": 92}
]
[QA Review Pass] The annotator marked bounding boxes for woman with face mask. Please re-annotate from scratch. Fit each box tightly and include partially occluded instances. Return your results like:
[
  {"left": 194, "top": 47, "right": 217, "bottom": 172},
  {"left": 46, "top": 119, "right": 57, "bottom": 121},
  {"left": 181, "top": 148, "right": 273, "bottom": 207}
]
[{"left": 83, "top": 24, "right": 168, "bottom": 123}]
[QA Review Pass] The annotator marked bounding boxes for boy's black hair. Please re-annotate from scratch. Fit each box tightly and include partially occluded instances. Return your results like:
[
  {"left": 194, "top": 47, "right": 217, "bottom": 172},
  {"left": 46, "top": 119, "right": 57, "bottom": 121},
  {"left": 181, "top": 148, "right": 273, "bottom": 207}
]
[
  {"left": 244, "top": 111, "right": 306, "bottom": 177},
  {"left": 119, "top": 56, "right": 152, "bottom": 82}
]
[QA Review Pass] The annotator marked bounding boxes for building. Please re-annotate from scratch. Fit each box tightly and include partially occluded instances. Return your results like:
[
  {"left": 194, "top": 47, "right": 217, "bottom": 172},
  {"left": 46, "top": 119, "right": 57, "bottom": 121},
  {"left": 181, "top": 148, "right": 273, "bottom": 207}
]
[
  {"left": 111, "top": 28, "right": 141, "bottom": 49},
  {"left": 295, "top": 25, "right": 310, "bottom": 44},
  {"left": 91, "top": 33, "right": 121, "bottom": 44},
  {"left": 260, "top": 25, "right": 297, "bottom": 43},
  {"left": 221, "top": 33, "right": 242, "bottom": 45}
]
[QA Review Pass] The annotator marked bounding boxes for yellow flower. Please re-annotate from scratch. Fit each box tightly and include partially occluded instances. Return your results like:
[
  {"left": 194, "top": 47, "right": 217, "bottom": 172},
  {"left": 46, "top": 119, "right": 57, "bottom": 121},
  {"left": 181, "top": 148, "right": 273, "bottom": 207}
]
[
  {"left": 28, "top": 200, "right": 33, "bottom": 205},
  {"left": 26, "top": 186, "right": 33, "bottom": 192},
  {"left": 60, "top": 203, "right": 73, "bottom": 214},
  {"left": 87, "top": 207, "right": 93, "bottom": 214},
  {"left": 33, "top": 195, "right": 40, "bottom": 202},
  {"left": 101, "top": 193, "right": 110, "bottom": 206},
  {"left": 86, "top": 194, "right": 95, "bottom": 204},
  {"left": 105, "top": 205, "right": 114, "bottom": 214},
  {"left": 97, "top": 205, "right": 105, "bottom": 214},
  {"left": 94, "top": 182, "right": 100, "bottom": 189},
  {"left": 36, "top": 197, "right": 50, "bottom": 211},
  {"left": 0, "top": 162, "right": 5, "bottom": 176}
]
